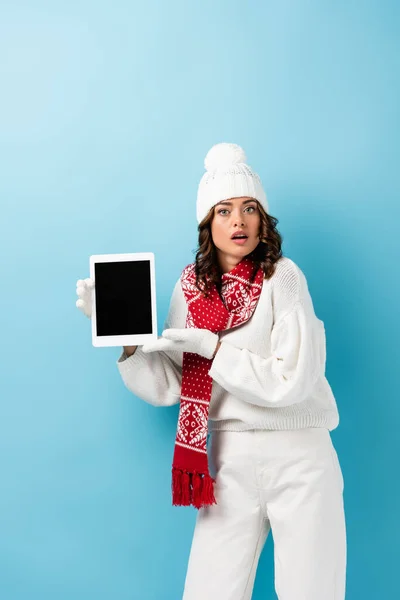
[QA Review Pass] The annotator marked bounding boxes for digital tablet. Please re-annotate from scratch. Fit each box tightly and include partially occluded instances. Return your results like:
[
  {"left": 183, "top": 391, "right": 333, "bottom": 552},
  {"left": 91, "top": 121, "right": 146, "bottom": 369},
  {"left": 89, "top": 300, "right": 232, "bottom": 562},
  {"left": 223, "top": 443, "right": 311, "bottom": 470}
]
[{"left": 90, "top": 253, "right": 157, "bottom": 347}]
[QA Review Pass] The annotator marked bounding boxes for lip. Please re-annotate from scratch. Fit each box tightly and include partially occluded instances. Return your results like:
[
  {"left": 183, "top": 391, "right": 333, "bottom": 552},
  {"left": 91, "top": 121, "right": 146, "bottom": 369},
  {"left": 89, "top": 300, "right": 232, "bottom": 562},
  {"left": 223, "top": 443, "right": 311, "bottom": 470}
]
[
  {"left": 230, "top": 230, "right": 248, "bottom": 240},
  {"left": 231, "top": 237, "right": 248, "bottom": 245}
]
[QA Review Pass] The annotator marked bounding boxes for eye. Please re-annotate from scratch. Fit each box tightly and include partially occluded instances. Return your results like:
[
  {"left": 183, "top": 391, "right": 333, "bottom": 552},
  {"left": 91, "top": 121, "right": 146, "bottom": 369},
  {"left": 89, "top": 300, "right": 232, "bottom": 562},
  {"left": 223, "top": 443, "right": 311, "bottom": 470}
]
[
  {"left": 217, "top": 208, "right": 229, "bottom": 215},
  {"left": 244, "top": 206, "right": 256, "bottom": 213}
]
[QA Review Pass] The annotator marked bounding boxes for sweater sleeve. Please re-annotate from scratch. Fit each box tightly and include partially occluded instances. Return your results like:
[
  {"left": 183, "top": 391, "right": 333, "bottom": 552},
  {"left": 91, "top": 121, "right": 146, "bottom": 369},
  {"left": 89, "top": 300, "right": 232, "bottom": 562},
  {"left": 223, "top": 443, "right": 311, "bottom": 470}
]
[
  {"left": 208, "top": 260, "right": 326, "bottom": 408},
  {"left": 116, "top": 278, "right": 186, "bottom": 407}
]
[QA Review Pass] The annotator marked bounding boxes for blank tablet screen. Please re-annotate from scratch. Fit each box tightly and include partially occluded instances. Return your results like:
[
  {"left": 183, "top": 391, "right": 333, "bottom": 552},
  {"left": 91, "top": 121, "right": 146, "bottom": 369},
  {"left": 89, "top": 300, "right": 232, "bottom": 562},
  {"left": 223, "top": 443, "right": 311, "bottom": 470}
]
[{"left": 94, "top": 261, "right": 153, "bottom": 336}]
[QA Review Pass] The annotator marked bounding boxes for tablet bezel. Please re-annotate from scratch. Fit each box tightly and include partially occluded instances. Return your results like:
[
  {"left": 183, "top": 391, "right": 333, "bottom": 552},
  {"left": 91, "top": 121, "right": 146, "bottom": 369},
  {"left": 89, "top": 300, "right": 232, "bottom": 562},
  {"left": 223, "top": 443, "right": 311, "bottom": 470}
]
[{"left": 90, "top": 252, "right": 158, "bottom": 348}]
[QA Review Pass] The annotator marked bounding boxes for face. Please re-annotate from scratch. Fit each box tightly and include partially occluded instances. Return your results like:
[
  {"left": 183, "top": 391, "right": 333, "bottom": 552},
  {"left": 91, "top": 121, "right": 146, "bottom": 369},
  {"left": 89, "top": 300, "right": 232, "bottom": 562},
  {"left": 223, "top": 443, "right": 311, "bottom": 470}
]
[{"left": 210, "top": 196, "right": 261, "bottom": 273}]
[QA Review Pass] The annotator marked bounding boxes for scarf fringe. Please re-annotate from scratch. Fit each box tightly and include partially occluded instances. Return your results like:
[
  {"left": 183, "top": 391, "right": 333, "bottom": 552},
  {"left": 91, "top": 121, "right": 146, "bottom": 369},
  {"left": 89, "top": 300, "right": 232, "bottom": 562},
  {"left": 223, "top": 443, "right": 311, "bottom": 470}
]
[{"left": 172, "top": 468, "right": 216, "bottom": 508}]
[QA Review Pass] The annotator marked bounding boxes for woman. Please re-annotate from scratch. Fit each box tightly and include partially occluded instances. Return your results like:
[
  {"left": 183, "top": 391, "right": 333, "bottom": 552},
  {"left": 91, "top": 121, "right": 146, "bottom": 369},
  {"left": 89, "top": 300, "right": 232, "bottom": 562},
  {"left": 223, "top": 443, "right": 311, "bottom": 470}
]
[{"left": 76, "top": 143, "right": 347, "bottom": 600}]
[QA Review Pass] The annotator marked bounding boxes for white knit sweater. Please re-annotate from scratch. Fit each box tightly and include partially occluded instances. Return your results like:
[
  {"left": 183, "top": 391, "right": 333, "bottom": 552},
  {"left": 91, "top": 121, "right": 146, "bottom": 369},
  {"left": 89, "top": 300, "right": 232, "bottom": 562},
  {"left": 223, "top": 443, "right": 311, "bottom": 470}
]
[{"left": 117, "top": 257, "right": 339, "bottom": 432}]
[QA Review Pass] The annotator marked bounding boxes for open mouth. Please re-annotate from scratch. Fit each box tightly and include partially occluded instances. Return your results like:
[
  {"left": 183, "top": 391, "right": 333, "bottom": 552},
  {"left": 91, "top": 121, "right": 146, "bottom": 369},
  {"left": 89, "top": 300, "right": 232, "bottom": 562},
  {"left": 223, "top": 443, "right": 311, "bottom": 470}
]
[{"left": 231, "top": 235, "right": 248, "bottom": 245}]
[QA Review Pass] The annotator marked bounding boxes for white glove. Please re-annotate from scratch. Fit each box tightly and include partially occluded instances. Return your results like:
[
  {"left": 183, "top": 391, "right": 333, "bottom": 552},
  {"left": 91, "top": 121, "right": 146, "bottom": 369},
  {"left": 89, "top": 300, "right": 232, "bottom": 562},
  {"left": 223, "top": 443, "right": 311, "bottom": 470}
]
[
  {"left": 142, "top": 328, "right": 219, "bottom": 360},
  {"left": 76, "top": 278, "right": 95, "bottom": 318}
]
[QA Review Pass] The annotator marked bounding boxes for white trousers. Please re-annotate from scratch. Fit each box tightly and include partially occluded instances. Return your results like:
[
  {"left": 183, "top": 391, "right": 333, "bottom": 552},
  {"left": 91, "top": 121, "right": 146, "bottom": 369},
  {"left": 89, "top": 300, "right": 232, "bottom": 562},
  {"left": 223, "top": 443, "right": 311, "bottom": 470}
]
[{"left": 182, "top": 428, "right": 347, "bottom": 600}]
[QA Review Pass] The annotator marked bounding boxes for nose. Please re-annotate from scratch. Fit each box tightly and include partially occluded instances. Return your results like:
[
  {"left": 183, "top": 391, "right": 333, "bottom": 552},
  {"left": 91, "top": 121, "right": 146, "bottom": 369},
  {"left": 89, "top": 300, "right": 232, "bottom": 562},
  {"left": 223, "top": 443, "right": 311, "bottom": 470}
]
[
  {"left": 232, "top": 210, "right": 245, "bottom": 227},
  {"left": 233, "top": 217, "right": 245, "bottom": 227}
]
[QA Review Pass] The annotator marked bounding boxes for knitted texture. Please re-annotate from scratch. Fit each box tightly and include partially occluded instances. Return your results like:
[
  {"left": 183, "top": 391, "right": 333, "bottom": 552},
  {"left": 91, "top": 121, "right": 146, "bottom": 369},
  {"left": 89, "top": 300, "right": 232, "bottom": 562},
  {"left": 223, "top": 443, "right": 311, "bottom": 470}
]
[
  {"left": 117, "top": 257, "right": 339, "bottom": 436},
  {"left": 171, "top": 258, "right": 264, "bottom": 508},
  {"left": 196, "top": 143, "right": 268, "bottom": 223}
]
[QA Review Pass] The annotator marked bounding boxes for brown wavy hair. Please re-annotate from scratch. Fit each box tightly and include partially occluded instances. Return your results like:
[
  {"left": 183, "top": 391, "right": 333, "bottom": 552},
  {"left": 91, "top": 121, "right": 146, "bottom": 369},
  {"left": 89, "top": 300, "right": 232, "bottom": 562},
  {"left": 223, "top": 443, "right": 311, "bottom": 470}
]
[{"left": 194, "top": 201, "right": 283, "bottom": 296}]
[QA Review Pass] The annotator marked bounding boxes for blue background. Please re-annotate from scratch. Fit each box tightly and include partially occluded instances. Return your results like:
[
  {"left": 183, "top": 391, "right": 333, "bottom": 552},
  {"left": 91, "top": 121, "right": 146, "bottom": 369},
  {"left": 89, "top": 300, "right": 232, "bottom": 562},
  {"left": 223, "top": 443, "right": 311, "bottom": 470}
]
[{"left": 0, "top": 1, "right": 398, "bottom": 598}]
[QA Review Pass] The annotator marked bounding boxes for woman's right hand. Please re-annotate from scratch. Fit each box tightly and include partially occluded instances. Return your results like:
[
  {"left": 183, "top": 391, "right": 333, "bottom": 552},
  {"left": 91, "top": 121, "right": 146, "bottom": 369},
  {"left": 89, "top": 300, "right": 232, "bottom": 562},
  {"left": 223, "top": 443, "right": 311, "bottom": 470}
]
[{"left": 76, "top": 278, "right": 94, "bottom": 318}]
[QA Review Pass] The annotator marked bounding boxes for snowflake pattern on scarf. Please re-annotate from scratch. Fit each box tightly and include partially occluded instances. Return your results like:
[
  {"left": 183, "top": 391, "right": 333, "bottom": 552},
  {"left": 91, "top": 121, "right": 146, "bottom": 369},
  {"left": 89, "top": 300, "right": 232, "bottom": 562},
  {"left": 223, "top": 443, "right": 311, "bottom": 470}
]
[{"left": 171, "top": 258, "right": 264, "bottom": 507}]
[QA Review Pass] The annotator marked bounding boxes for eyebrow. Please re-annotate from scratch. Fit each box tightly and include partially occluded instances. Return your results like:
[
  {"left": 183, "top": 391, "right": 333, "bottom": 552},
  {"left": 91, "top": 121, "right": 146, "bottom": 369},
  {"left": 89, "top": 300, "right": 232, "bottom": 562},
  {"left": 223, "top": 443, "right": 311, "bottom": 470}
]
[{"left": 215, "top": 199, "right": 257, "bottom": 207}]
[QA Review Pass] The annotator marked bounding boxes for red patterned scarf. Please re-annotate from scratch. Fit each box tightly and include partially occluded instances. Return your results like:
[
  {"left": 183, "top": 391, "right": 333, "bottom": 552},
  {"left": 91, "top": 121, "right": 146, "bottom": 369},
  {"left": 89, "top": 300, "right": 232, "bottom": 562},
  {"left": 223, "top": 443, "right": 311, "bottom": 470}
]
[{"left": 171, "top": 258, "right": 264, "bottom": 508}]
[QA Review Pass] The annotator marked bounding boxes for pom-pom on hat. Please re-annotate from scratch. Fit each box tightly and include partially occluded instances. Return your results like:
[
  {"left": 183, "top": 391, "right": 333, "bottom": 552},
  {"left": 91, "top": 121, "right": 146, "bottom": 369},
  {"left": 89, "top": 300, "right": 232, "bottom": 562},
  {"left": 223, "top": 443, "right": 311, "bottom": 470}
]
[{"left": 196, "top": 143, "right": 268, "bottom": 224}]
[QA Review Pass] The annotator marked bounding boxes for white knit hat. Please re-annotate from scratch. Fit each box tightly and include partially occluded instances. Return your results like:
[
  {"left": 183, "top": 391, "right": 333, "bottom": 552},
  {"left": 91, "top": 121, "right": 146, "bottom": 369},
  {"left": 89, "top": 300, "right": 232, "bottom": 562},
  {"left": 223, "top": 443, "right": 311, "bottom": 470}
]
[{"left": 196, "top": 143, "right": 268, "bottom": 224}]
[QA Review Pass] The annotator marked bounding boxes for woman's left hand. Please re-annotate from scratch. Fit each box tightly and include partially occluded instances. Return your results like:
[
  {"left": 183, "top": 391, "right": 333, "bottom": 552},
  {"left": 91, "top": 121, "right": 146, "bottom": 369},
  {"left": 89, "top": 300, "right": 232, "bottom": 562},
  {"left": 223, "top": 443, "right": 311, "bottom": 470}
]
[{"left": 142, "top": 328, "right": 219, "bottom": 360}]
